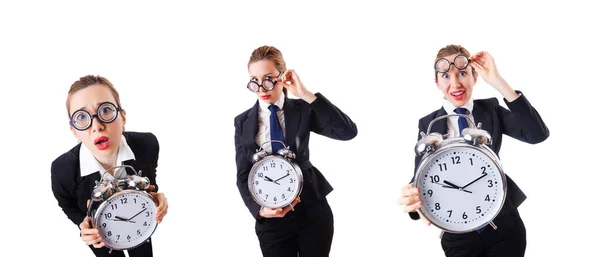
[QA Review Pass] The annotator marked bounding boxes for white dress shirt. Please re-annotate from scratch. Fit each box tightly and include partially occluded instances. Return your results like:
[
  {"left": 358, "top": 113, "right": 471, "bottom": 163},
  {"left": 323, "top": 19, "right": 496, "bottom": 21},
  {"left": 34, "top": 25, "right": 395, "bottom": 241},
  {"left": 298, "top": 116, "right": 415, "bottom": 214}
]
[
  {"left": 442, "top": 98, "right": 475, "bottom": 138},
  {"left": 79, "top": 134, "right": 136, "bottom": 179},
  {"left": 255, "top": 93, "right": 286, "bottom": 154}
]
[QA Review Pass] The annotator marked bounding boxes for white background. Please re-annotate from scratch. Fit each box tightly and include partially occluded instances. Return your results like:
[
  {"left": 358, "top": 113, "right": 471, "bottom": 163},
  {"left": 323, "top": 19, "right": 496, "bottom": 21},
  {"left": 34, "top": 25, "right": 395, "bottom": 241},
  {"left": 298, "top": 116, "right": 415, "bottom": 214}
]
[{"left": 1, "top": 0, "right": 597, "bottom": 256}]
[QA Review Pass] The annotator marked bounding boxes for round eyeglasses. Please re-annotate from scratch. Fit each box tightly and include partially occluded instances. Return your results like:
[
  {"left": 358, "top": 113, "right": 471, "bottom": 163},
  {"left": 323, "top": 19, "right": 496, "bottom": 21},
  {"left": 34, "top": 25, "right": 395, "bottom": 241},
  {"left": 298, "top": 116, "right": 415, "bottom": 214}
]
[
  {"left": 247, "top": 72, "right": 283, "bottom": 92},
  {"left": 70, "top": 102, "right": 121, "bottom": 131},
  {"left": 435, "top": 55, "right": 471, "bottom": 73}
]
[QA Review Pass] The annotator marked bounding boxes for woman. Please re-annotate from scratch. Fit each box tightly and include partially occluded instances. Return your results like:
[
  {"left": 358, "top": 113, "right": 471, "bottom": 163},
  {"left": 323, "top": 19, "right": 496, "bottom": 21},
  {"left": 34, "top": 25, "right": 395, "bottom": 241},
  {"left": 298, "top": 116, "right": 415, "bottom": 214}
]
[
  {"left": 51, "top": 75, "right": 169, "bottom": 257},
  {"left": 234, "top": 45, "right": 358, "bottom": 257},
  {"left": 398, "top": 45, "right": 549, "bottom": 257}
]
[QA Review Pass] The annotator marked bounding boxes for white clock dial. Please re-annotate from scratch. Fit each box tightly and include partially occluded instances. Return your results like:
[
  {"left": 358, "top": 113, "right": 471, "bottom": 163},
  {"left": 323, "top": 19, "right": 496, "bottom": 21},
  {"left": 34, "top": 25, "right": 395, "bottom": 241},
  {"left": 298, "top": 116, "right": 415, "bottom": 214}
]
[
  {"left": 95, "top": 191, "right": 158, "bottom": 249},
  {"left": 249, "top": 156, "right": 301, "bottom": 209},
  {"left": 417, "top": 146, "right": 506, "bottom": 232}
]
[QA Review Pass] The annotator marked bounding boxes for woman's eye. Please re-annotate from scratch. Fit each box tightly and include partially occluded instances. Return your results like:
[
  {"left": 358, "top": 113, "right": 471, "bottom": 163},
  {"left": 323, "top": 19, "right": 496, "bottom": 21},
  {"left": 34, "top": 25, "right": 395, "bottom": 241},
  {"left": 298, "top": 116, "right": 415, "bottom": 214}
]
[
  {"left": 459, "top": 71, "right": 467, "bottom": 76},
  {"left": 101, "top": 107, "right": 113, "bottom": 114},
  {"left": 265, "top": 76, "right": 273, "bottom": 80},
  {"left": 76, "top": 113, "right": 88, "bottom": 121},
  {"left": 251, "top": 78, "right": 258, "bottom": 82},
  {"left": 442, "top": 73, "right": 449, "bottom": 79}
]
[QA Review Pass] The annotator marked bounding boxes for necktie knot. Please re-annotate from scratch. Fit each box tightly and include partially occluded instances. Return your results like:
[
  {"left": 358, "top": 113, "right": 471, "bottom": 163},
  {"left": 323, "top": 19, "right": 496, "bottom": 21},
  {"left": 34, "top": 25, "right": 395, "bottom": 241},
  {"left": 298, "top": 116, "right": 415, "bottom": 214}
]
[
  {"left": 454, "top": 108, "right": 468, "bottom": 115},
  {"left": 268, "top": 104, "right": 279, "bottom": 113}
]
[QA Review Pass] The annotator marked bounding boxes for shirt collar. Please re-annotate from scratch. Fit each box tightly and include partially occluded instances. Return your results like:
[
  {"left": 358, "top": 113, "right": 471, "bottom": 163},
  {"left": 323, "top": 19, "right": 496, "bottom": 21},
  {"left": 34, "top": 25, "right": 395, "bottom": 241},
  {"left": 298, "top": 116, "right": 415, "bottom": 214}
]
[
  {"left": 79, "top": 134, "right": 136, "bottom": 177},
  {"left": 442, "top": 97, "right": 474, "bottom": 116},
  {"left": 258, "top": 92, "right": 285, "bottom": 112}
]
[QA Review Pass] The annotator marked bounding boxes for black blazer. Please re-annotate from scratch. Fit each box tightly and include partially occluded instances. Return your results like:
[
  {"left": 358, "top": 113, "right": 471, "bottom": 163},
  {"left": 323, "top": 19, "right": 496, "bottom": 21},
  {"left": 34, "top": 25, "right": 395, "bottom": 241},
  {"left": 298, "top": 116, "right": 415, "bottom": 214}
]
[
  {"left": 409, "top": 91, "right": 549, "bottom": 219},
  {"left": 234, "top": 93, "right": 358, "bottom": 219},
  {"left": 51, "top": 132, "right": 160, "bottom": 227}
]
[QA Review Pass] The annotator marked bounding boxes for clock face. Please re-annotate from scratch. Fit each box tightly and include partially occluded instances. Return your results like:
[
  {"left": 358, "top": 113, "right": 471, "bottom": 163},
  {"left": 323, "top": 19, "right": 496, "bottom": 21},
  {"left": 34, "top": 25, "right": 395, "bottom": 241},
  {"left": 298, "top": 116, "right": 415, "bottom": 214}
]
[
  {"left": 249, "top": 156, "right": 302, "bottom": 209},
  {"left": 95, "top": 191, "right": 158, "bottom": 249},
  {"left": 416, "top": 146, "right": 506, "bottom": 232}
]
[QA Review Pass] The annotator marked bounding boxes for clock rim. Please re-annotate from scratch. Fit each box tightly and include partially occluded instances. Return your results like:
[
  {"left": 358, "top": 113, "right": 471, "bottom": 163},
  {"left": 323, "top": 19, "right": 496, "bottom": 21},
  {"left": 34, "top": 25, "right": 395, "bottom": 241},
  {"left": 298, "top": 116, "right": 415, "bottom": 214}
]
[
  {"left": 248, "top": 155, "right": 304, "bottom": 209},
  {"left": 92, "top": 189, "right": 159, "bottom": 251},
  {"left": 415, "top": 142, "right": 508, "bottom": 233}
]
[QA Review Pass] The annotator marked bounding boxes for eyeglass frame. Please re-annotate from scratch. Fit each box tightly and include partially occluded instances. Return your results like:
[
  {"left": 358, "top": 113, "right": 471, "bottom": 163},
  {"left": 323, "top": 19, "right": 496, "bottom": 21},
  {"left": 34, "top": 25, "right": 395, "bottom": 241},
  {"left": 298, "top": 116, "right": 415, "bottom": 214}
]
[
  {"left": 247, "top": 71, "right": 284, "bottom": 92},
  {"left": 434, "top": 55, "right": 471, "bottom": 74},
  {"left": 69, "top": 101, "right": 122, "bottom": 131}
]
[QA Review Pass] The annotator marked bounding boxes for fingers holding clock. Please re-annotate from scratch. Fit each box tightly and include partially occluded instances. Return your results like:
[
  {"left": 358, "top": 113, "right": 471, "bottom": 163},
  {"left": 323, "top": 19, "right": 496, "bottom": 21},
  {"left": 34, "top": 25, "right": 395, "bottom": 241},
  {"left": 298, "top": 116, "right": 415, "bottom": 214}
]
[
  {"left": 398, "top": 185, "right": 431, "bottom": 226},
  {"left": 80, "top": 216, "right": 104, "bottom": 247},
  {"left": 398, "top": 184, "right": 422, "bottom": 212},
  {"left": 259, "top": 207, "right": 284, "bottom": 218},
  {"left": 280, "top": 197, "right": 301, "bottom": 216},
  {"left": 147, "top": 185, "right": 157, "bottom": 192},
  {"left": 259, "top": 198, "right": 301, "bottom": 218},
  {"left": 152, "top": 192, "right": 168, "bottom": 223}
]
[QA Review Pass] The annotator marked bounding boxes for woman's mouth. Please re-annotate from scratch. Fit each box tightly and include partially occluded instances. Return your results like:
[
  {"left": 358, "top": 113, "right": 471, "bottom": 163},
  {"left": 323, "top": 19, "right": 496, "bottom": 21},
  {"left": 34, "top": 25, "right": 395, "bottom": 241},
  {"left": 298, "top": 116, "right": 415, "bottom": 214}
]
[
  {"left": 94, "top": 136, "right": 110, "bottom": 150},
  {"left": 260, "top": 95, "right": 271, "bottom": 100},
  {"left": 450, "top": 90, "right": 465, "bottom": 101}
]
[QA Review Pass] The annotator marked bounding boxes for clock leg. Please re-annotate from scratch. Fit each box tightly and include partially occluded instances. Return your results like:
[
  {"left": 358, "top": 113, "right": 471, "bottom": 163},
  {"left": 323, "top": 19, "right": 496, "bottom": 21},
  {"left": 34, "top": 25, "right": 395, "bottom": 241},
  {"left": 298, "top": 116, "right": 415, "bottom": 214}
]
[
  {"left": 489, "top": 221, "right": 498, "bottom": 230},
  {"left": 289, "top": 204, "right": 295, "bottom": 212}
]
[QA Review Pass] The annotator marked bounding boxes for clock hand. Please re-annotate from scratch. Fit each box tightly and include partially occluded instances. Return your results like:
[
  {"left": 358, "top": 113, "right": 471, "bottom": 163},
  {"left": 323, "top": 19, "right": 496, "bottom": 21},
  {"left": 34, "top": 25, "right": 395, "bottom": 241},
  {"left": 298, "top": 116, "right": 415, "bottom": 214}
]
[
  {"left": 264, "top": 176, "right": 280, "bottom": 185},
  {"left": 437, "top": 181, "right": 472, "bottom": 193},
  {"left": 440, "top": 185, "right": 472, "bottom": 193},
  {"left": 461, "top": 172, "right": 488, "bottom": 190},
  {"left": 442, "top": 180, "right": 461, "bottom": 189},
  {"left": 127, "top": 208, "right": 147, "bottom": 222},
  {"left": 108, "top": 217, "right": 136, "bottom": 223},
  {"left": 273, "top": 173, "right": 290, "bottom": 183}
]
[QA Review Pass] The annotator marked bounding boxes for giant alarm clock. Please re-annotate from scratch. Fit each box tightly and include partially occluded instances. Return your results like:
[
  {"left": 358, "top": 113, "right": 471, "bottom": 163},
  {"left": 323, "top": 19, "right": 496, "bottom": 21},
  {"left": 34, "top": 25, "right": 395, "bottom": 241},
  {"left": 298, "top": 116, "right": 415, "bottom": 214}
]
[
  {"left": 87, "top": 165, "right": 158, "bottom": 252},
  {"left": 248, "top": 140, "right": 303, "bottom": 209},
  {"left": 414, "top": 114, "right": 507, "bottom": 233}
]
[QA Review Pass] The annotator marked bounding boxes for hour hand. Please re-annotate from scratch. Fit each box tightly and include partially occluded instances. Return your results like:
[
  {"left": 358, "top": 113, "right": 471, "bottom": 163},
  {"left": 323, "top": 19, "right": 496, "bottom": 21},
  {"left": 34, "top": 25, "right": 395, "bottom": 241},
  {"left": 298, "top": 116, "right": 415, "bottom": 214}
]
[
  {"left": 441, "top": 180, "right": 472, "bottom": 194},
  {"left": 264, "top": 176, "right": 280, "bottom": 185},
  {"left": 110, "top": 216, "right": 136, "bottom": 223}
]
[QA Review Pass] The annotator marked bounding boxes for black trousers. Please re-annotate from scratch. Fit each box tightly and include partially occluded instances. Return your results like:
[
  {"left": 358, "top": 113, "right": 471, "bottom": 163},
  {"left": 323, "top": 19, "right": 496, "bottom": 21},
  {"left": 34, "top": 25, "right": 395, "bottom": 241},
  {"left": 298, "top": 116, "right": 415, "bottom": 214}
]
[
  {"left": 89, "top": 238, "right": 153, "bottom": 257},
  {"left": 255, "top": 200, "right": 334, "bottom": 257},
  {"left": 441, "top": 210, "right": 526, "bottom": 257}
]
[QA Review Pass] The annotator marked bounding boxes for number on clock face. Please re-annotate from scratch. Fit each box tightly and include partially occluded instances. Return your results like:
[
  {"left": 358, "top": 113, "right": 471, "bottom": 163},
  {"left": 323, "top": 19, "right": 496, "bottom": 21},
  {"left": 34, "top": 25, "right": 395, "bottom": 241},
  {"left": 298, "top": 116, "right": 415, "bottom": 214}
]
[
  {"left": 250, "top": 157, "right": 299, "bottom": 208},
  {"left": 417, "top": 147, "right": 505, "bottom": 232},
  {"left": 96, "top": 192, "right": 157, "bottom": 249}
]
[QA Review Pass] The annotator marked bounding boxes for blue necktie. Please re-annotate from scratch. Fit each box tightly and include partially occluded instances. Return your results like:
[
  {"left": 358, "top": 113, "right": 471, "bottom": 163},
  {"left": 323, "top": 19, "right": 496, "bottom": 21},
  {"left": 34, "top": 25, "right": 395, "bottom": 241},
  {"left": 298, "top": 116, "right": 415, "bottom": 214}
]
[
  {"left": 454, "top": 108, "right": 469, "bottom": 135},
  {"left": 268, "top": 105, "right": 284, "bottom": 154}
]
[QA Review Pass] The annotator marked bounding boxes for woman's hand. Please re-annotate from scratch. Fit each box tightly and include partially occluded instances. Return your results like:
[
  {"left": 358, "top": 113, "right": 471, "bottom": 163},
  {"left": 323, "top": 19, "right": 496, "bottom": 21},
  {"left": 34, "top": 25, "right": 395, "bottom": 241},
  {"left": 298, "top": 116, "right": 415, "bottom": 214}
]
[
  {"left": 259, "top": 197, "right": 301, "bottom": 218},
  {"left": 80, "top": 200, "right": 104, "bottom": 248},
  {"left": 147, "top": 185, "right": 168, "bottom": 223},
  {"left": 279, "top": 70, "right": 317, "bottom": 103},
  {"left": 398, "top": 184, "right": 431, "bottom": 226},
  {"left": 469, "top": 51, "right": 519, "bottom": 101}
]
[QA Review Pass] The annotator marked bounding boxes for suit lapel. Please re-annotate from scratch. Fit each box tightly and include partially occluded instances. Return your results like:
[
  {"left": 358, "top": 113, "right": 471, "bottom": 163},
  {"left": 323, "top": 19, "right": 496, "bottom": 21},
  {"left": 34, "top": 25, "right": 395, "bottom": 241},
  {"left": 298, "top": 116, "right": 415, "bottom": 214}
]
[
  {"left": 430, "top": 108, "right": 449, "bottom": 135},
  {"left": 283, "top": 98, "right": 300, "bottom": 150},
  {"left": 472, "top": 102, "right": 493, "bottom": 135},
  {"left": 243, "top": 101, "right": 260, "bottom": 151}
]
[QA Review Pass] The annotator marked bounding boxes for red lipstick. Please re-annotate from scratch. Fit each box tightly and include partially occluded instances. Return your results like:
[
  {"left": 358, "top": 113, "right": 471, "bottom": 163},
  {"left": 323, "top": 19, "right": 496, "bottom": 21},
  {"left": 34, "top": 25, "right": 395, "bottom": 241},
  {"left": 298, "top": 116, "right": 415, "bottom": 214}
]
[{"left": 94, "top": 136, "right": 110, "bottom": 151}]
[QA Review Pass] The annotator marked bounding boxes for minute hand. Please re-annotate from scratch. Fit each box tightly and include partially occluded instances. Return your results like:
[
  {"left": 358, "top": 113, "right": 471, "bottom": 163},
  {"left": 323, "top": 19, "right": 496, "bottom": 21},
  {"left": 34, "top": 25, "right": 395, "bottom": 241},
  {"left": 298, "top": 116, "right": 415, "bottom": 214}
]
[
  {"left": 127, "top": 208, "right": 147, "bottom": 222},
  {"left": 273, "top": 173, "right": 290, "bottom": 183},
  {"left": 461, "top": 173, "right": 488, "bottom": 190}
]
